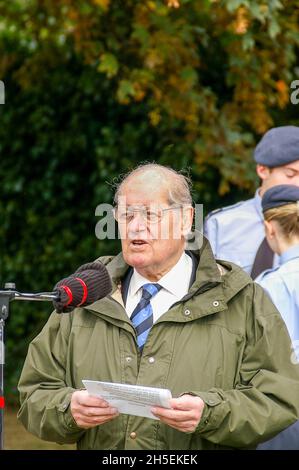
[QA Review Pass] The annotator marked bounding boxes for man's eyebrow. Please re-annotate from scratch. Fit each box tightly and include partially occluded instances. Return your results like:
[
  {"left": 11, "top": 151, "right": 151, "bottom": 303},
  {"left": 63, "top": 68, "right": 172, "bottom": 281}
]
[
  {"left": 284, "top": 166, "right": 299, "bottom": 173},
  {"left": 119, "top": 205, "right": 156, "bottom": 211}
]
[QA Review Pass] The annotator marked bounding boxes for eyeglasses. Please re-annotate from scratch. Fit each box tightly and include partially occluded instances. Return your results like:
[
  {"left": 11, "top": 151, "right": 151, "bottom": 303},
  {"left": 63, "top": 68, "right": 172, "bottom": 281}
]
[{"left": 113, "top": 205, "right": 182, "bottom": 224}]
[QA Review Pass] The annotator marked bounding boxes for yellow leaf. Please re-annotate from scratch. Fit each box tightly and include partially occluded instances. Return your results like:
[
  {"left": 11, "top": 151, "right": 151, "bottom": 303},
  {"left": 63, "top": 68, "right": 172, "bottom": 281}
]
[
  {"left": 149, "top": 109, "right": 161, "bottom": 126},
  {"left": 167, "top": 0, "right": 180, "bottom": 8},
  {"left": 147, "top": 1, "right": 157, "bottom": 11},
  {"left": 233, "top": 6, "right": 250, "bottom": 35},
  {"left": 93, "top": 0, "right": 110, "bottom": 10}
]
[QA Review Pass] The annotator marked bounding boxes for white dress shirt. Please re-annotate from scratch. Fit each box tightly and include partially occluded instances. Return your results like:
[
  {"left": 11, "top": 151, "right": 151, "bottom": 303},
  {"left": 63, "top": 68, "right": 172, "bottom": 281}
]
[{"left": 125, "top": 252, "right": 193, "bottom": 323}]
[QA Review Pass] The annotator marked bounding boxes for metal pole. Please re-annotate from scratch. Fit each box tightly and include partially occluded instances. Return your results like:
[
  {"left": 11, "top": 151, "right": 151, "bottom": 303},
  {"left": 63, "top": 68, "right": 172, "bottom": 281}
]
[
  {"left": 0, "top": 291, "right": 58, "bottom": 302},
  {"left": 0, "top": 287, "right": 58, "bottom": 450},
  {"left": 0, "top": 319, "right": 4, "bottom": 450}
]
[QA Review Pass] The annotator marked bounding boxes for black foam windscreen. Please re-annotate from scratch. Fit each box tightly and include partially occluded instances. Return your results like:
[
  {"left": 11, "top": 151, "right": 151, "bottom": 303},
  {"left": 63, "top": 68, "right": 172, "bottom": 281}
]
[{"left": 53, "top": 261, "right": 112, "bottom": 313}]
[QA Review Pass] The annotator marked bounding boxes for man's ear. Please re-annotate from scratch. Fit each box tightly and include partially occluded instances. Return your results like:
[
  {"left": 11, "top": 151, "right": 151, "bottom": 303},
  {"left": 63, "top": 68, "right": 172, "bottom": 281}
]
[
  {"left": 256, "top": 164, "right": 271, "bottom": 181},
  {"left": 182, "top": 206, "right": 194, "bottom": 236}
]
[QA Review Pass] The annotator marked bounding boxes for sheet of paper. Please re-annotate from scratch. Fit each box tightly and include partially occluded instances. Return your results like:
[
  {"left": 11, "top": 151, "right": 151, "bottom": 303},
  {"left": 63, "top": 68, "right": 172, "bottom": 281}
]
[{"left": 82, "top": 380, "right": 172, "bottom": 420}]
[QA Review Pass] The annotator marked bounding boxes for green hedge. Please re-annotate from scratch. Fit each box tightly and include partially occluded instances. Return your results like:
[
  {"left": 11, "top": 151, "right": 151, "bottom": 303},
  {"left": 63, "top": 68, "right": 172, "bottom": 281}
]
[{"left": 1, "top": 0, "right": 299, "bottom": 401}]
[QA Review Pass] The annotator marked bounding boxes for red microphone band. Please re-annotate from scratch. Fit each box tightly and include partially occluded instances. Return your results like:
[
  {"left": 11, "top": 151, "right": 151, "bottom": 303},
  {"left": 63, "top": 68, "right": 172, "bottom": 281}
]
[
  {"left": 75, "top": 277, "right": 88, "bottom": 306},
  {"left": 61, "top": 285, "right": 73, "bottom": 306},
  {"left": 0, "top": 397, "right": 4, "bottom": 409}
]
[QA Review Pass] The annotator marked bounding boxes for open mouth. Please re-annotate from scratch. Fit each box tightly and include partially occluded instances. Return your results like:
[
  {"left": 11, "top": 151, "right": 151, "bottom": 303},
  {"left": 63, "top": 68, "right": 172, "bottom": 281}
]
[{"left": 131, "top": 240, "right": 148, "bottom": 246}]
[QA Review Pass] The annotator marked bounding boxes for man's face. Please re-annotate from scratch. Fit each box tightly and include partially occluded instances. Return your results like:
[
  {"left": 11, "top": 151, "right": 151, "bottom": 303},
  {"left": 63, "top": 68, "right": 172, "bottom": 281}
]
[
  {"left": 258, "top": 160, "right": 299, "bottom": 196},
  {"left": 115, "top": 180, "right": 193, "bottom": 280}
]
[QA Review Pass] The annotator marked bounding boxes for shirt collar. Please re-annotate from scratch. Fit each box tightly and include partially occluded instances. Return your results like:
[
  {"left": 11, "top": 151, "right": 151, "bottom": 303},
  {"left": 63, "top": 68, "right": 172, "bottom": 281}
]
[
  {"left": 254, "top": 188, "right": 264, "bottom": 221},
  {"left": 280, "top": 245, "right": 299, "bottom": 265},
  {"left": 129, "top": 252, "right": 192, "bottom": 299}
]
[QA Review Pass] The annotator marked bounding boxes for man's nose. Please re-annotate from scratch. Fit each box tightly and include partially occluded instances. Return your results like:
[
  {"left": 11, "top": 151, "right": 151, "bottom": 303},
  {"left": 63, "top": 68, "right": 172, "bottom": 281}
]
[{"left": 128, "top": 212, "right": 147, "bottom": 232}]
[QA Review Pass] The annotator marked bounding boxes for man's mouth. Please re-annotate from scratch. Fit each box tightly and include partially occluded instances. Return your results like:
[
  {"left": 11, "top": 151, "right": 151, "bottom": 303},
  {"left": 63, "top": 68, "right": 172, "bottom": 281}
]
[{"left": 131, "top": 240, "right": 148, "bottom": 246}]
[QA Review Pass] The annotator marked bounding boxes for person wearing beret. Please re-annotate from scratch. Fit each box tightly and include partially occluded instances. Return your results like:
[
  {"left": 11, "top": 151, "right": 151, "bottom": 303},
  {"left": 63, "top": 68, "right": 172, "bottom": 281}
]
[
  {"left": 204, "top": 126, "right": 299, "bottom": 279},
  {"left": 255, "top": 184, "right": 299, "bottom": 450}
]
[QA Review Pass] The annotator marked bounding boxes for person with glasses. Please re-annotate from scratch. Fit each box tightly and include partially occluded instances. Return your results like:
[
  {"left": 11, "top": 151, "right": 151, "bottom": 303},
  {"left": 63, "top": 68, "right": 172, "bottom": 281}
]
[{"left": 18, "top": 163, "right": 299, "bottom": 450}]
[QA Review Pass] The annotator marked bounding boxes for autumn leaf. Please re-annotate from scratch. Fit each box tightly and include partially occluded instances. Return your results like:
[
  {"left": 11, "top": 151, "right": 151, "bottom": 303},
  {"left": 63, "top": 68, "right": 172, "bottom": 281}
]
[
  {"left": 92, "top": 0, "right": 110, "bottom": 10},
  {"left": 98, "top": 53, "right": 119, "bottom": 78}
]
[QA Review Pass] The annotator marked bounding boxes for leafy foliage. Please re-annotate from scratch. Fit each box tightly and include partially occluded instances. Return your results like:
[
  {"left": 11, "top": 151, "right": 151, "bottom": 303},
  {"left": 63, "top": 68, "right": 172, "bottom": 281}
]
[{"left": 0, "top": 0, "right": 298, "bottom": 400}]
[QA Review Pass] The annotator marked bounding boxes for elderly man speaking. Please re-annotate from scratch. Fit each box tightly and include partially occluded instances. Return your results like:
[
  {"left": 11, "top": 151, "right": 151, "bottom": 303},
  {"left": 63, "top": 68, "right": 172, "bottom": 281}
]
[{"left": 18, "top": 164, "right": 299, "bottom": 450}]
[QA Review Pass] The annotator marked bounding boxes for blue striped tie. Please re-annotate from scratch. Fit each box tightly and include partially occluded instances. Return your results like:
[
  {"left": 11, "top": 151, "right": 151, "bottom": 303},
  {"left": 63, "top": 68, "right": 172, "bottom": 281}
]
[{"left": 130, "top": 283, "right": 162, "bottom": 351}]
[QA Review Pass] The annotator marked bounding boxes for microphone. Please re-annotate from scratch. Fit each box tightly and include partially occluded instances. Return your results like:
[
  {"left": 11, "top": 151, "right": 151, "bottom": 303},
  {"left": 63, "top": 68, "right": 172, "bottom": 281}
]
[{"left": 53, "top": 261, "right": 112, "bottom": 313}]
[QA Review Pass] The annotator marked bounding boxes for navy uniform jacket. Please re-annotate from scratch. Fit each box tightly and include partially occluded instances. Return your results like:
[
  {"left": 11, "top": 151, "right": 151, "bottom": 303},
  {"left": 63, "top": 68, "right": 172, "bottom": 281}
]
[{"left": 204, "top": 189, "right": 279, "bottom": 274}]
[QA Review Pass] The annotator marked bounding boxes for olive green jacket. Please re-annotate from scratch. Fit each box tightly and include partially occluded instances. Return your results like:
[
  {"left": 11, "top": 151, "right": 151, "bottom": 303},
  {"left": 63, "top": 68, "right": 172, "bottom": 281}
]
[{"left": 18, "top": 238, "right": 299, "bottom": 449}]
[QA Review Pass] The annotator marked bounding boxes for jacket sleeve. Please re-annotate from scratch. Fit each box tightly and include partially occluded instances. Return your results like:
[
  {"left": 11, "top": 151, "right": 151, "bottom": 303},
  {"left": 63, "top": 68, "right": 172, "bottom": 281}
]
[
  {"left": 17, "top": 311, "right": 85, "bottom": 444},
  {"left": 189, "top": 283, "right": 299, "bottom": 448}
]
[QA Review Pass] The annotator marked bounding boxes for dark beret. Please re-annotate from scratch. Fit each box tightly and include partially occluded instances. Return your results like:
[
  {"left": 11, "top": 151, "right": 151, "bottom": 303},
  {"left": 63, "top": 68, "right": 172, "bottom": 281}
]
[
  {"left": 254, "top": 126, "right": 299, "bottom": 167},
  {"left": 262, "top": 184, "right": 299, "bottom": 212}
]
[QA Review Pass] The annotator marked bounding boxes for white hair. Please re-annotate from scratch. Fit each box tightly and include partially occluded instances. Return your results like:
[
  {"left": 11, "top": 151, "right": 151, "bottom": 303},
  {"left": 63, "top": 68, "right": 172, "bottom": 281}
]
[{"left": 113, "top": 163, "right": 193, "bottom": 206}]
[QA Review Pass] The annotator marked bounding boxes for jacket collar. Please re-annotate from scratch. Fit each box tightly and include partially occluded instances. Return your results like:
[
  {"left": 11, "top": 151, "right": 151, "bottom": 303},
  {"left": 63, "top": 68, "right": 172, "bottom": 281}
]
[
  {"left": 86, "top": 235, "right": 252, "bottom": 323},
  {"left": 253, "top": 188, "right": 264, "bottom": 222},
  {"left": 280, "top": 244, "right": 299, "bottom": 265}
]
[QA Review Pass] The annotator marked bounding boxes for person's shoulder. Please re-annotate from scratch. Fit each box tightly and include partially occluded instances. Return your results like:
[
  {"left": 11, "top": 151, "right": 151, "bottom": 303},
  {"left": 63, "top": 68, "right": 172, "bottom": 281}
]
[
  {"left": 95, "top": 255, "right": 115, "bottom": 266},
  {"left": 205, "top": 198, "right": 254, "bottom": 222},
  {"left": 216, "top": 259, "right": 253, "bottom": 288},
  {"left": 255, "top": 266, "right": 281, "bottom": 285}
]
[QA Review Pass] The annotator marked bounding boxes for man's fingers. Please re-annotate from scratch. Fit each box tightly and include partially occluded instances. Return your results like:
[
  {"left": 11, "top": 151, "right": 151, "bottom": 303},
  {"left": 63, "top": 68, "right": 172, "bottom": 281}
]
[
  {"left": 71, "top": 390, "right": 120, "bottom": 430},
  {"left": 82, "top": 412, "right": 119, "bottom": 424},
  {"left": 75, "top": 408, "right": 119, "bottom": 428},
  {"left": 72, "top": 390, "right": 109, "bottom": 408},
  {"left": 84, "top": 398, "right": 109, "bottom": 407},
  {"left": 80, "top": 406, "right": 116, "bottom": 417},
  {"left": 77, "top": 413, "right": 119, "bottom": 428},
  {"left": 169, "top": 397, "right": 189, "bottom": 409},
  {"left": 82, "top": 406, "right": 119, "bottom": 417},
  {"left": 169, "top": 395, "right": 203, "bottom": 410},
  {"left": 151, "top": 396, "right": 204, "bottom": 429},
  {"left": 151, "top": 406, "right": 195, "bottom": 422},
  {"left": 78, "top": 395, "right": 109, "bottom": 408}
]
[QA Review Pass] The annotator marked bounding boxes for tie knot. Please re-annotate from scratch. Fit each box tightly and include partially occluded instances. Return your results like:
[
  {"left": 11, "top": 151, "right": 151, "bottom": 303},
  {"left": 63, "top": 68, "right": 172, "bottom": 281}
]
[{"left": 141, "top": 283, "right": 162, "bottom": 301}]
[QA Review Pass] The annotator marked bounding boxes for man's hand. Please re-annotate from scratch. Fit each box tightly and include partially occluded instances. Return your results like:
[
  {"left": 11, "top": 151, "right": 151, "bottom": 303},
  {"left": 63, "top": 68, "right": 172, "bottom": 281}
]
[
  {"left": 151, "top": 394, "right": 205, "bottom": 433},
  {"left": 70, "top": 390, "right": 119, "bottom": 429}
]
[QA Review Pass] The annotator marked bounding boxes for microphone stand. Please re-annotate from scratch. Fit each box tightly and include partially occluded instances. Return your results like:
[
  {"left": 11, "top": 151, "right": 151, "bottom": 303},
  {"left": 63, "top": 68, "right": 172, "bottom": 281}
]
[{"left": 0, "top": 283, "right": 58, "bottom": 450}]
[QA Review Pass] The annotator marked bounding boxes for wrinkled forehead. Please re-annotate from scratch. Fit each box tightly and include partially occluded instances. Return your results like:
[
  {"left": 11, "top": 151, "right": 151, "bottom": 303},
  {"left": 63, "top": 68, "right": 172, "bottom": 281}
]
[{"left": 117, "top": 176, "right": 171, "bottom": 206}]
